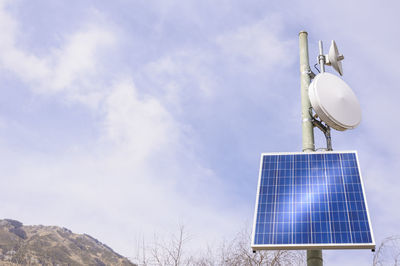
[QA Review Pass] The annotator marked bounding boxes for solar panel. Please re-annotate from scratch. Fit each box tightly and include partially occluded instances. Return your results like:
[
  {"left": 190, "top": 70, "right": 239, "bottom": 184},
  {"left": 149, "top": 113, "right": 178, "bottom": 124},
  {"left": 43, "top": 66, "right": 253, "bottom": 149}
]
[{"left": 251, "top": 151, "right": 375, "bottom": 250}]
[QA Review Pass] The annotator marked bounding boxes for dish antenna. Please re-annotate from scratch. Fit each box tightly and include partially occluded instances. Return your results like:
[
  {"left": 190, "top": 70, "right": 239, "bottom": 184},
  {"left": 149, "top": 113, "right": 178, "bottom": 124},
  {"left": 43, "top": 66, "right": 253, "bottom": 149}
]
[
  {"left": 308, "top": 72, "right": 361, "bottom": 131},
  {"left": 325, "top": 40, "right": 344, "bottom": 76}
]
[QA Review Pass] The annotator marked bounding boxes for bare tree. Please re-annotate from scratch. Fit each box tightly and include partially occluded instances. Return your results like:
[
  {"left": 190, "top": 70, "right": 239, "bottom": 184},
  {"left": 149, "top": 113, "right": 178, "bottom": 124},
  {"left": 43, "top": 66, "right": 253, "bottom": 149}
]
[
  {"left": 132, "top": 225, "right": 305, "bottom": 266},
  {"left": 133, "top": 227, "right": 400, "bottom": 266},
  {"left": 373, "top": 235, "right": 400, "bottom": 266},
  {"left": 212, "top": 227, "right": 305, "bottom": 266},
  {"left": 134, "top": 224, "right": 192, "bottom": 266}
]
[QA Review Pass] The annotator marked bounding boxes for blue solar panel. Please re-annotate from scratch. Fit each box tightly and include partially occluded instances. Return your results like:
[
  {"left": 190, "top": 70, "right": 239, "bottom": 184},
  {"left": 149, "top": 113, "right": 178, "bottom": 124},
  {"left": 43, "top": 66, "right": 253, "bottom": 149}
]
[{"left": 251, "top": 151, "right": 375, "bottom": 250}]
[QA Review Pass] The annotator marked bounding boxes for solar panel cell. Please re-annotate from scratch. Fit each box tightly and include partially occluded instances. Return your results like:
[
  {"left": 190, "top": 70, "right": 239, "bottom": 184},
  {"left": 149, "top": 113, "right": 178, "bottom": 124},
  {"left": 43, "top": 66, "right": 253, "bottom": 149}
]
[{"left": 252, "top": 151, "right": 374, "bottom": 250}]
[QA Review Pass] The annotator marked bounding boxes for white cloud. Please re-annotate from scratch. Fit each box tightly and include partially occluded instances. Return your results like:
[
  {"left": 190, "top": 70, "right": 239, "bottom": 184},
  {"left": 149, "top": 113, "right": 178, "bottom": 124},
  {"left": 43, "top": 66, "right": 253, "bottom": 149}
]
[
  {"left": 141, "top": 50, "right": 219, "bottom": 108},
  {"left": 216, "top": 16, "right": 295, "bottom": 71},
  {"left": 0, "top": 3, "right": 116, "bottom": 108},
  {"left": 0, "top": 3, "right": 244, "bottom": 258},
  {"left": 0, "top": 77, "right": 238, "bottom": 254},
  {"left": 50, "top": 26, "right": 115, "bottom": 92},
  {"left": 102, "top": 78, "right": 183, "bottom": 161},
  {"left": 0, "top": 1, "right": 50, "bottom": 81}
]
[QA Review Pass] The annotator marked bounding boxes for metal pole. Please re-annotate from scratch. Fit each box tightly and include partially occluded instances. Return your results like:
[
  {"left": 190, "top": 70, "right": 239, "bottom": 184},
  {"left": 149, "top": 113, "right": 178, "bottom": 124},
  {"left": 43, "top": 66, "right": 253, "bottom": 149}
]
[
  {"left": 299, "top": 31, "right": 315, "bottom": 153},
  {"left": 299, "top": 31, "right": 323, "bottom": 266},
  {"left": 325, "top": 126, "right": 332, "bottom": 151},
  {"left": 307, "top": 250, "right": 323, "bottom": 266},
  {"left": 318, "top": 40, "right": 325, "bottom": 73}
]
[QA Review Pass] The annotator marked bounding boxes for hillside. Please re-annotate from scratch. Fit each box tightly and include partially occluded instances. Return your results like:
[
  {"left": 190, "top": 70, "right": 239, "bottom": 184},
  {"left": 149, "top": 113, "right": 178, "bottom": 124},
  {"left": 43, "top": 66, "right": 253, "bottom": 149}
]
[{"left": 0, "top": 219, "right": 135, "bottom": 265}]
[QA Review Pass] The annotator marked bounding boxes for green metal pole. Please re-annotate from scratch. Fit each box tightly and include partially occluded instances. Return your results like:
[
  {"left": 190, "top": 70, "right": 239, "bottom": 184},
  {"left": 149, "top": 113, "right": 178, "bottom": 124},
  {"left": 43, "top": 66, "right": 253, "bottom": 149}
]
[
  {"left": 299, "top": 31, "right": 323, "bottom": 266},
  {"left": 299, "top": 31, "right": 315, "bottom": 153},
  {"left": 307, "top": 250, "right": 323, "bottom": 266}
]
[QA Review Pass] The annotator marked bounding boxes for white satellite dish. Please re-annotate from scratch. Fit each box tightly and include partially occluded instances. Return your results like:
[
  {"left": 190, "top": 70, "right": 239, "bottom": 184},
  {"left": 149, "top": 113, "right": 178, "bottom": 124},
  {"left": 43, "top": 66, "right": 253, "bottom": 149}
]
[
  {"left": 325, "top": 40, "right": 344, "bottom": 76},
  {"left": 308, "top": 72, "right": 361, "bottom": 131}
]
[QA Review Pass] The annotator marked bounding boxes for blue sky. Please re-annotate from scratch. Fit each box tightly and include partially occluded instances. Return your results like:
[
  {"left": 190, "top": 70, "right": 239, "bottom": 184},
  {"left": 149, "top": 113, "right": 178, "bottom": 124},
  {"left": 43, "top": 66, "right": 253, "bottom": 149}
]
[{"left": 0, "top": 0, "right": 399, "bottom": 265}]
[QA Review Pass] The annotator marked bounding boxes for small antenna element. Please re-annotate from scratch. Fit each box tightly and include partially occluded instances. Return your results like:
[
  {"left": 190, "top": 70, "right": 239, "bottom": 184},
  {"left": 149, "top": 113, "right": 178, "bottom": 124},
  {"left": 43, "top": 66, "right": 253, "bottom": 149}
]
[{"left": 325, "top": 40, "right": 344, "bottom": 76}]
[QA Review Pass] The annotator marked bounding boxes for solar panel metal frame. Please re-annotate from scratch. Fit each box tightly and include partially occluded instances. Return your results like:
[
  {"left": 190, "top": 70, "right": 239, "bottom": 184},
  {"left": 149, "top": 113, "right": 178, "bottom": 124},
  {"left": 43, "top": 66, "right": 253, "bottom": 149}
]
[{"left": 251, "top": 150, "right": 375, "bottom": 251}]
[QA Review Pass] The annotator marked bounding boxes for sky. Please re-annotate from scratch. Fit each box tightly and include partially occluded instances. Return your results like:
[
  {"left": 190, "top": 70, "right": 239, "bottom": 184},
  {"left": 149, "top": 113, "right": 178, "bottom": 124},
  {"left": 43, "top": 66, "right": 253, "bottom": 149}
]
[{"left": 0, "top": 0, "right": 399, "bottom": 265}]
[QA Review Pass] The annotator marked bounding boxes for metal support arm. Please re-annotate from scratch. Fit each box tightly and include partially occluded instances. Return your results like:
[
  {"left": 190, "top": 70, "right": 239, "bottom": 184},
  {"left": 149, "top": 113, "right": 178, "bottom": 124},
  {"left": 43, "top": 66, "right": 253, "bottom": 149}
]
[{"left": 312, "top": 117, "right": 332, "bottom": 151}]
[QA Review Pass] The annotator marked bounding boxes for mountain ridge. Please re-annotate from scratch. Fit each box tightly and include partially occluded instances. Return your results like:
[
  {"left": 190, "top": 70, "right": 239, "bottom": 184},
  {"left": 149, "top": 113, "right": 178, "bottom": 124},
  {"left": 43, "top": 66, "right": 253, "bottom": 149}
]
[{"left": 0, "top": 219, "right": 135, "bottom": 265}]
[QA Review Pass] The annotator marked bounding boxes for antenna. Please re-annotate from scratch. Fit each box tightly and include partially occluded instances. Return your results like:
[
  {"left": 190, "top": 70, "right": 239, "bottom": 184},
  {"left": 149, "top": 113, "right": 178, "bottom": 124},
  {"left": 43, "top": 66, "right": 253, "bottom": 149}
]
[
  {"left": 311, "top": 40, "right": 359, "bottom": 132},
  {"left": 308, "top": 72, "right": 361, "bottom": 131},
  {"left": 325, "top": 40, "right": 344, "bottom": 76}
]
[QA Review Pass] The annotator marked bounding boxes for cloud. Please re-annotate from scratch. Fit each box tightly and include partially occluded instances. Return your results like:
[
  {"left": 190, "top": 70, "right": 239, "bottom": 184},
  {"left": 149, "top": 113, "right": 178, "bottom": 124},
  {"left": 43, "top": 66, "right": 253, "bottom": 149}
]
[
  {"left": 102, "top": 79, "right": 181, "bottom": 158},
  {"left": 0, "top": 3, "right": 116, "bottom": 108},
  {"left": 216, "top": 16, "right": 295, "bottom": 72},
  {"left": 139, "top": 50, "right": 219, "bottom": 110},
  {"left": 0, "top": 3, "right": 244, "bottom": 258},
  {"left": 0, "top": 1, "right": 50, "bottom": 82},
  {"left": 50, "top": 26, "right": 115, "bottom": 92},
  {"left": 0, "top": 73, "right": 237, "bottom": 255}
]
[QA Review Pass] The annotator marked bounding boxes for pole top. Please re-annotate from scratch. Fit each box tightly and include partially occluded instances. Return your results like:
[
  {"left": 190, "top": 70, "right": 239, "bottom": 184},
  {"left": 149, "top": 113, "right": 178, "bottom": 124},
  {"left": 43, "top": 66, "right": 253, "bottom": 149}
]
[{"left": 299, "top": 30, "right": 308, "bottom": 36}]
